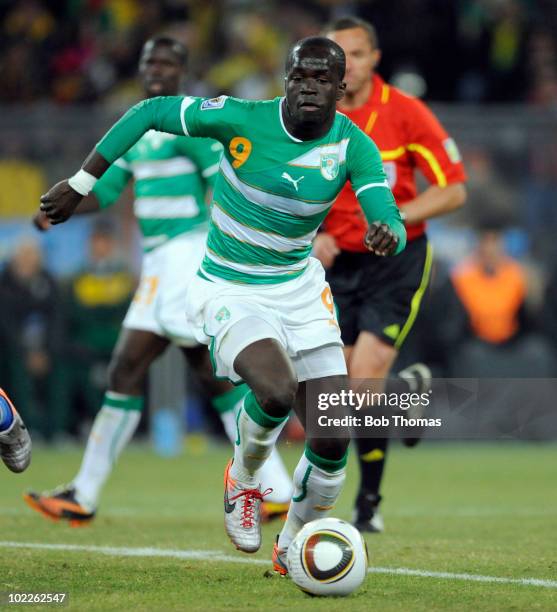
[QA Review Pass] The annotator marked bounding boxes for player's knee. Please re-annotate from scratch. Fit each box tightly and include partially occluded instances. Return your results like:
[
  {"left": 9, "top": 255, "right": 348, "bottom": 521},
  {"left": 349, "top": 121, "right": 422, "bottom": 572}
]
[
  {"left": 310, "top": 437, "right": 350, "bottom": 462},
  {"left": 255, "top": 376, "right": 298, "bottom": 419}
]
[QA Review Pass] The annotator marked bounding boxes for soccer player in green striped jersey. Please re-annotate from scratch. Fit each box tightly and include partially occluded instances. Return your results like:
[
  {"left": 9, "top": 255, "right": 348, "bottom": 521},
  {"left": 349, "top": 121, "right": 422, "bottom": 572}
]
[
  {"left": 39, "top": 37, "right": 406, "bottom": 562},
  {"left": 25, "top": 36, "right": 292, "bottom": 527}
]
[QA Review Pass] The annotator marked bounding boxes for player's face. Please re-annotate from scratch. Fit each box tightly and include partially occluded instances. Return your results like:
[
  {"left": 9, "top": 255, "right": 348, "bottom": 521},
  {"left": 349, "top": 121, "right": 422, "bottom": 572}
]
[
  {"left": 139, "top": 45, "right": 183, "bottom": 98},
  {"left": 327, "top": 28, "right": 380, "bottom": 96},
  {"left": 285, "top": 50, "right": 345, "bottom": 125}
]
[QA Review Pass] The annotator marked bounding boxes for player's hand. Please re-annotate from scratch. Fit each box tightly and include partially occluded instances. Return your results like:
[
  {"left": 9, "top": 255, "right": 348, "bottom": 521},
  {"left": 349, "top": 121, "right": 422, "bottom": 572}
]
[
  {"left": 364, "top": 222, "right": 399, "bottom": 256},
  {"left": 32, "top": 210, "right": 51, "bottom": 232},
  {"left": 39, "top": 180, "right": 83, "bottom": 225},
  {"left": 313, "top": 232, "right": 340, "bottom": 269}
]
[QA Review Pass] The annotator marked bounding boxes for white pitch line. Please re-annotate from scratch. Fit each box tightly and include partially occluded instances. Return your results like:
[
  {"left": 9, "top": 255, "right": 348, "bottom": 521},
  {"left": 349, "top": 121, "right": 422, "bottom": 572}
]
[
  {"left": 1, "top": 541, "right": 556, "bottom": 590},
  {"left": 368, "top": 567, "right": 557, "bottom": 589}
]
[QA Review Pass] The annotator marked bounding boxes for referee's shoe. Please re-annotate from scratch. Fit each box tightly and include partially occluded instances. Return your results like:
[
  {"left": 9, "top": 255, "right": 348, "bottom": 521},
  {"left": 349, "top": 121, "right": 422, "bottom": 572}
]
[{"left": 398, "top": 363, "right": 432, "bottom": 448}]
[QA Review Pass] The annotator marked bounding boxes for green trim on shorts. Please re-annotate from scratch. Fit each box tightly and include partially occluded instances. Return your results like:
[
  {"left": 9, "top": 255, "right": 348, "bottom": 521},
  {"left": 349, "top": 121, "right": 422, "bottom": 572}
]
[
  {"left": 104, "top": 393, "right": 144, "bottom": 412},
  {"left": 394, "top": 241, "right": 434, "bottom": 349},
  {"left": 243, "top": 391, "right": 289, "bottom": 429},
  {"left": 211, "top": 384, "right": 249, "bottom": 414},
  {"left": 205, "top": 327, "right": 244, "bottom": 386},
  {"left": 304, "top": 443, "right": 348, "bottom": 473}
]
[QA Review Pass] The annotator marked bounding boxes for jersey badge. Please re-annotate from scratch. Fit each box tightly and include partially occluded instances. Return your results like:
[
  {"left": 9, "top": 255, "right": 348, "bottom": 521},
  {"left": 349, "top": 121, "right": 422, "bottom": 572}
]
[
  {"left": 320, "top": 153, "right": 339, "bottom": 181},
  {"left": 383, "top": 161, "right": 397, "bottom": 188},
  {"left": 215, "top": 306, "right": 231, "bottom": 322},
  {"left": 443, "top": 138, "right": 462, "bottom": 163},
  {"left": 201, "top": 96, "right": 227, "bottom": 111}
]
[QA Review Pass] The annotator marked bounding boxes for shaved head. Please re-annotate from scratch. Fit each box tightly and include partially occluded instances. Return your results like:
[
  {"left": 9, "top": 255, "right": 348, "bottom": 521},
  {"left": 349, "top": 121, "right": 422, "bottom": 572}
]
[{"left": 286, "top": 37, "right": 346, "bottom": 81}]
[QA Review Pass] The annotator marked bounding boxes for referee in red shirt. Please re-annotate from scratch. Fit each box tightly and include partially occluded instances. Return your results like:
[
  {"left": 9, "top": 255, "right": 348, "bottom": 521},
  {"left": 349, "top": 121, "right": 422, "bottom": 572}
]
[{"left": 315, "top": 17, "right": 467, "bottom": 532}]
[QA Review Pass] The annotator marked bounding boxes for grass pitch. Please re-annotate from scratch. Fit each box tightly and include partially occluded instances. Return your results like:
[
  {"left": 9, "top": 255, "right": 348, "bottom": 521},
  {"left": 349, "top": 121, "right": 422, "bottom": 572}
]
[{"left": 1, "top": 441, "right": 556, "bottom": 611}]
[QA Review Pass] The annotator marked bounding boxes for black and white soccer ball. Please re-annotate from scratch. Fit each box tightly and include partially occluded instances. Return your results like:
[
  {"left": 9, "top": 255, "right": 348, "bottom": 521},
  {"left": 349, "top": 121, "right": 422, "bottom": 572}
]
[{"left": 287, "top": 517, "right": 368, "bottom": 596}]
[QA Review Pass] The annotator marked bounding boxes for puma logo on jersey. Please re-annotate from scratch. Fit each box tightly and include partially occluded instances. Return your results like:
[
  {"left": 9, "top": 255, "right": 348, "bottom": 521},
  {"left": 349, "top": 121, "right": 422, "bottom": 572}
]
[{"left": 281, "top": 172, "right": 305, "bottom": 191}]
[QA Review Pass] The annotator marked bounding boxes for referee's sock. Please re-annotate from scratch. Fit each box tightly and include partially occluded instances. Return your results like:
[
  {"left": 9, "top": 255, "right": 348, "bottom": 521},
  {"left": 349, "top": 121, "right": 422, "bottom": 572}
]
[{"left": 356, "top": 436, "right": 388, "bottom": 496}]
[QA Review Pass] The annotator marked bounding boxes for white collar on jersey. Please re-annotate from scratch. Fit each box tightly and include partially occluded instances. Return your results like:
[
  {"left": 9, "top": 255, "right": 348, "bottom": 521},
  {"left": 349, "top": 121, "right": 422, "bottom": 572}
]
[{"left": 279, "top": 98, "right": 303, "bottom": 143}]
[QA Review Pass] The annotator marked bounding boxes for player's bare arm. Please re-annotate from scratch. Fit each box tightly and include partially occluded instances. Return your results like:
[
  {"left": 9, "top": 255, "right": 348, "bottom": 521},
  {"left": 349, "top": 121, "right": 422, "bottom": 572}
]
[
  {"left": 34, "top": 193, "right": 101, "bottom": 231},
  {"left": 400, "top": 183, "right": 467, "bottom": 225},
  {"left": 39, "top": 93, "right": 190, "bottom": 225},
  {"left": 39, "top": 153, "right": 109, "bottom": 225}
]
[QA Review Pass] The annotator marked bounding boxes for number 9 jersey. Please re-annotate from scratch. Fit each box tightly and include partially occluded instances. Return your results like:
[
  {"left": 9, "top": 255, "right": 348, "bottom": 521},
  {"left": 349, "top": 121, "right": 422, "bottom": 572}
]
[{"left": 178, "top": 95, "right": 405, "bottom": 285}]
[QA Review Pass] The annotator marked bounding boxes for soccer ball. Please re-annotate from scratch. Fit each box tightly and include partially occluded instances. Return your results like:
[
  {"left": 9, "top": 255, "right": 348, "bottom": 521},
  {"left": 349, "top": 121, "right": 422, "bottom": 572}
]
[{"left": 287, "top": 517, "right": 368, "bottom": 597}]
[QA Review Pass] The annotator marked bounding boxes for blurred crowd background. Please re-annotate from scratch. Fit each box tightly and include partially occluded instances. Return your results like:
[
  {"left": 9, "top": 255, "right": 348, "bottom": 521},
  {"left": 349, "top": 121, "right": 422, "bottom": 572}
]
[{"left": 0, "top": 0, "right": 556, "bottom": 443}]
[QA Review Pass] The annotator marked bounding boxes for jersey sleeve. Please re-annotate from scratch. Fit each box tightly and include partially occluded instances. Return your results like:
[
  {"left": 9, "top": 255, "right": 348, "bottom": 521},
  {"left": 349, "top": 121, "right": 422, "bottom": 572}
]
[
  {"left": 174, "top": 137, "right": 223, "bottom": 189},
  {"left": 346, "top": 126, "right": 406, "bottom": 255},
  {"left": 403, "top": 96, "right": 467, "bottom": 186},
  {"left": 92, "top": 158, "right": 132, "bottom": 208},
  {"left": 95, "top": 95, "right": 250, "bottom": 166},
  {"left": 180, "top": 96, "right": 252, "bottom": 146},
  {"left": 96, "top": 96, "right": 185, "bottom": 163}
]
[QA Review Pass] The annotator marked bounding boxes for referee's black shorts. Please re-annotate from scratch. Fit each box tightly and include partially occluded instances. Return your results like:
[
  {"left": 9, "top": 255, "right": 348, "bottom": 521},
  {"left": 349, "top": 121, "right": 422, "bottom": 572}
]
[{"left": 326, "top": 235, "right": 433, "bottom": 348}]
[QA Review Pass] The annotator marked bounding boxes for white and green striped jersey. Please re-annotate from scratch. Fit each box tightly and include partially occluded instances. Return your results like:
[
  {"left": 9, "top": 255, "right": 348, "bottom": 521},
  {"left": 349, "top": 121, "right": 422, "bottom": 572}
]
[
  {"left": 96, "top": 95, "right": 405, "bottom": 282},
  {"left": 93, "top": 129, "right": 222, "bottom": 252}
]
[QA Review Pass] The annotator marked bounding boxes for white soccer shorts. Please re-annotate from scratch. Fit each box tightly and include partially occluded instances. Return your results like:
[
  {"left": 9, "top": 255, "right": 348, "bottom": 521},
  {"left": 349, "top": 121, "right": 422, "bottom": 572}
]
[
  {"left": 185, "top": 257, "right": 347, "bottom": 382},
  {"left": 123, "top": 231, "right": 207, "bottom": 346}
]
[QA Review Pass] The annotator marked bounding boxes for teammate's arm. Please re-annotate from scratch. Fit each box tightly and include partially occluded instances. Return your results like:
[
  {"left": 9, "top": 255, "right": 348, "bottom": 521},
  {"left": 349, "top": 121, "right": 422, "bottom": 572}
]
[
  {"left": 401, "top": 98, "right": 467, "bottom": 225},
  {"left": 347, "top": 128, "right": 406, "bottom": 256},
  {"left": 175, "top": 138, "right": 223, "bottom": 192},
  {"left": 91, "top": 160, "right": 133, "bottom": 210}
]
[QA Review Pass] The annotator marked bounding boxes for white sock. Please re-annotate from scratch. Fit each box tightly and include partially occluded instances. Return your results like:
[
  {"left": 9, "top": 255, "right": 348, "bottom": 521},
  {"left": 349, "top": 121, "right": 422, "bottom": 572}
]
[
  {"left": 278, "top": 449, "right": 346, "bottom": 551},
  {"left": 229, "top": 392, "right": 288, "bottom": 488},
  {"left": 219, "top": 408, "right": 237, "bottom": 442},
  {"left": 220, "top": 395, "right": 292, "bottom": 502},
  {"left": 72, "top": 394, "right": 142, "bottom": 510}
]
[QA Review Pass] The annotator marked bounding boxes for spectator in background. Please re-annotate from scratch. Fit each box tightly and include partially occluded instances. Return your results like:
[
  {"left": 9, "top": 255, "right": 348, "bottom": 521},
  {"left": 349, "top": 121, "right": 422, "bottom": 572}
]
[
  {"left": 0, "top": 238, "right": 64, "bottom": 441},
  {"left": 63, "top": 219, "right": 135, "bottom": 434},
  {"left": 450, "top": 222, "right": 555, "bottom": 377},
  {"left": 452, "top": 224, "right": 526, "bottom": 345}
]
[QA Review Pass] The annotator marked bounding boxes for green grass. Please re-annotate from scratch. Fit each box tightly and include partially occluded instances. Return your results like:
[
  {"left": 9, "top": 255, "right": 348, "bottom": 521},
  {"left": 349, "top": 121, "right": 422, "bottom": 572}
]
[{"left": 1, "top": 441, "right": 556, "bottom": 610}]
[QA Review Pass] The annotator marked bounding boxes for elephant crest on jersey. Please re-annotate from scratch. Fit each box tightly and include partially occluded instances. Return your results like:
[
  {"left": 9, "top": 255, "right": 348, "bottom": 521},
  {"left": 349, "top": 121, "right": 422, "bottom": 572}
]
[{"left": 320, "top": 152, "right": 340, "bottom": 181}]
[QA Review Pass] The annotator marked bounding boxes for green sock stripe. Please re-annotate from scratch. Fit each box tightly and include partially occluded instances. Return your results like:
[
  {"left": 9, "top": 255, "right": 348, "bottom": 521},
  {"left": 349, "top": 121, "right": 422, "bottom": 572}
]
[
  {"left": 104, "top": 393, "right": 144, "bottom": 412},
  {"left": 211, "top": 384, "right": 249, "bottom": 414},
  {"left": 292, "top": 465, "right": 312, "bottom": 503},
  {"left": 243, "top": 391, "right": 288, "bottom": 429},
  {"left": 304, "top": 444, "right": 348, "bottom": 473}
]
